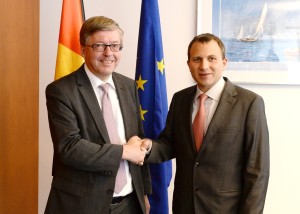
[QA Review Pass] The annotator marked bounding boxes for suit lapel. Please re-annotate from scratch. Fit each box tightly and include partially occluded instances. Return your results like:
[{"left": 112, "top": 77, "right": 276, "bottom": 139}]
[
  {"left": 176, "top": 85, "right": 199, "bottom": 154},
  {"left": 185, "top": 87, "right": 199, "bottom": 153},
  {"left": 76, "top": 67, "right": 111, "bottom": 144},
  {"left": 112, "top": 73, "right": 131, "bottom": 140},
  {"left": 199, "top": 79, "right": 237, "bottom": 153}
]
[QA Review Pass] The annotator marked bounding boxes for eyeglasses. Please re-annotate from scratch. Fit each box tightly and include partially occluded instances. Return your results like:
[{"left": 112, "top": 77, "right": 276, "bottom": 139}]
[{"left": 86, "top": 43, "right": 123, "bottom": 52}]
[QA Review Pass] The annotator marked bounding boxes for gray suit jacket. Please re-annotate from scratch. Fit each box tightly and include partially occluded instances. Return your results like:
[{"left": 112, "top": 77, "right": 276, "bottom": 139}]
[
  {"left": 147, "top": 77, "right": 269, "bottom": 214},
  {"left": 45, "top": 65, "right": 151, "bottom": 214}
]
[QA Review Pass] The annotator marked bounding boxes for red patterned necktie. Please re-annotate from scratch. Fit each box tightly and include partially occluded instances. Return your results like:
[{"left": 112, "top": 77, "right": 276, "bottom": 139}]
[
  {"left": 193, "top": 93, "right": 208, "bottom": 152},
  {"left": 100, "top": 83, "right": 127, "bottom": 193}
]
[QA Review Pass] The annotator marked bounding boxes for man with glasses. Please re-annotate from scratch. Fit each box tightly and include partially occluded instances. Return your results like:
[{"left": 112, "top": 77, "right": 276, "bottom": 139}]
[{"left": 45, "top": 16, "right": 151, "bottom": 214}]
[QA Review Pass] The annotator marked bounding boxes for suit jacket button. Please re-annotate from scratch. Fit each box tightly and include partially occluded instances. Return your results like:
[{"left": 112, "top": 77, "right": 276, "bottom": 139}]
[{"left": 194, "top": 162, "right": 199, "bottom": 167}]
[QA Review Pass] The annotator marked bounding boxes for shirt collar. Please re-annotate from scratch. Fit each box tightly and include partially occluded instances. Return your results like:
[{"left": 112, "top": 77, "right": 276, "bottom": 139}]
[
  {"left": 195, "top": 77, "right": 225, "bottom": 101},
  {"left": 84, "top": 64, "right": 116, "bottom": 89}
]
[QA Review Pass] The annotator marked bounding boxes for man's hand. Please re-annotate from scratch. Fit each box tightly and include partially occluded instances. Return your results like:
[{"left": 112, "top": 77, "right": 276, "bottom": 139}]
[
  {"left": 140, "top": 138, "right": 152, "bottom": 153},
  {"left": 122, "top": 136, "right": 147, "bottom": 164}
]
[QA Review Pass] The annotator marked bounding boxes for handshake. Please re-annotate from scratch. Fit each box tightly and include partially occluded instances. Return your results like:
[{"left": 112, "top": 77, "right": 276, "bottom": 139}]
[{"left": 122, "top": 136, "right": 152, "bottom": 166}]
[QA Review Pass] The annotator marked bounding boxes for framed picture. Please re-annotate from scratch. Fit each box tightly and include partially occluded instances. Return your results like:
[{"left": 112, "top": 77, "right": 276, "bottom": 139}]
[{"left": 197, "top": 0, "right": 300, "bottom": 85}]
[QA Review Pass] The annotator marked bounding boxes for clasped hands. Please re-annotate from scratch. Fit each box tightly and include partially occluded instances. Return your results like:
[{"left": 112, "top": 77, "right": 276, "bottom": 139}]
[{"left": 122, "top": 136, "right": 152, "bottom": 166}]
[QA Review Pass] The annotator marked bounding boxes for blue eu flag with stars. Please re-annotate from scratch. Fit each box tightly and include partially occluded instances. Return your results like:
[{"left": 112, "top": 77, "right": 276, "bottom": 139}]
[{"left": 135, "top": 0, "right": 172, "bottom": 213}]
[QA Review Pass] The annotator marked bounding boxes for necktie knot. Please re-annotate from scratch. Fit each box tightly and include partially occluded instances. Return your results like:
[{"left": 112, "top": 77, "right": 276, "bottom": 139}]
[
  {"left": 100, "top": 83, "right": 110, "bottom": 94},
  {"left": 199, "top": 93, "right": 208, "bottom": 104}
]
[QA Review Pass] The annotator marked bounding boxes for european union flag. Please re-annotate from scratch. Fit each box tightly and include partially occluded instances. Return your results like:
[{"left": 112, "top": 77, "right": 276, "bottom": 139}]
[{"left": 135, "top": 0, "right": 172, "bottom": 213}]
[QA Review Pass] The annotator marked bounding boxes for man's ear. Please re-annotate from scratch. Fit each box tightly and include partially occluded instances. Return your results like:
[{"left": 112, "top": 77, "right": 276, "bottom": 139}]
[{"left": 81, "top": 46, "right": 86, "bottom": 57}]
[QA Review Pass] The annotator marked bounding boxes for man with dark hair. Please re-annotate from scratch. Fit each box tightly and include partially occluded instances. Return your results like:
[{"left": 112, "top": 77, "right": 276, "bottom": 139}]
[{"left": 143, "top": 33, "right": 270, "bottom": 214}]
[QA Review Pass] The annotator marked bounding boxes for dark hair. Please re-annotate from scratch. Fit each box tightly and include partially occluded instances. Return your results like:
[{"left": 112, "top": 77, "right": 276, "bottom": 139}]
[
  {"left": 80, "top": 16, "right": 124, "bottom": 46},
  {"left": 187, "top": 33, "right": 226, "bottom": 60}
]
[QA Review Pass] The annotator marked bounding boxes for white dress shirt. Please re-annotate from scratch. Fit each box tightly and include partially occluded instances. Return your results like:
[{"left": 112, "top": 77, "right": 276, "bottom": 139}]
[
  {"left": 192, "top": 77, "right": 226, "bottom": 135},
  {"left": 84, "top": 64, "right": 133, "bottom": 196}
]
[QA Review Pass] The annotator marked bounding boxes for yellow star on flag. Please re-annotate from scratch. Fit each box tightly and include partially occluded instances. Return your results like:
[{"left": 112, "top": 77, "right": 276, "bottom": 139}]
[
  {"left": 139, "top": 105, "right": 148, "bottom": 121},
  {"left": 157, "top": 58, "right": 165, "bottom": 75},
  {"left": 136, "top": 75, "right": 148, "bottom": 91}
]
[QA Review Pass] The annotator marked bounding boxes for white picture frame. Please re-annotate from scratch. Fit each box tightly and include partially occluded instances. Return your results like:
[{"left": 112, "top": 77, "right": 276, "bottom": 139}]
[{"left": 197, "top": 0, "right": 300, "bottom": 85}]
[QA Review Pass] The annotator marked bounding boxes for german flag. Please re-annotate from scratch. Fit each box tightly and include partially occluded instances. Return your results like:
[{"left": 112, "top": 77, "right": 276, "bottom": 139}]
[{"left": 55, "top": 0, "right": 85, "bottom": 80}]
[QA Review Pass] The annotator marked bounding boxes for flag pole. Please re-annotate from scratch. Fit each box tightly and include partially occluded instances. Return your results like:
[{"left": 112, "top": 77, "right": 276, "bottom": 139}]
[{"left": 80, "top": 0, "right": 85, "bottom": 21}]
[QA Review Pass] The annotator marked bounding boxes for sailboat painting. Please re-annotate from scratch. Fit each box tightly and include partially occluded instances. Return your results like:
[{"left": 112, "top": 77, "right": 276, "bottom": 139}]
[
  {"left": 211, "top": 0, "right": 300, "bottom": 63},
  {"left": 237, "top": 2, "right": 267, "bottom": 42}
]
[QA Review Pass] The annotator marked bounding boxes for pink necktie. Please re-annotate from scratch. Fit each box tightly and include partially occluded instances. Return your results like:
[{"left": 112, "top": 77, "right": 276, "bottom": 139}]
[
  {"left": 100, "top": 83, "right": 127, "bottom": 193},
  {"left": 193, "top": 93, "right": 208, "bottom": 152}
]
